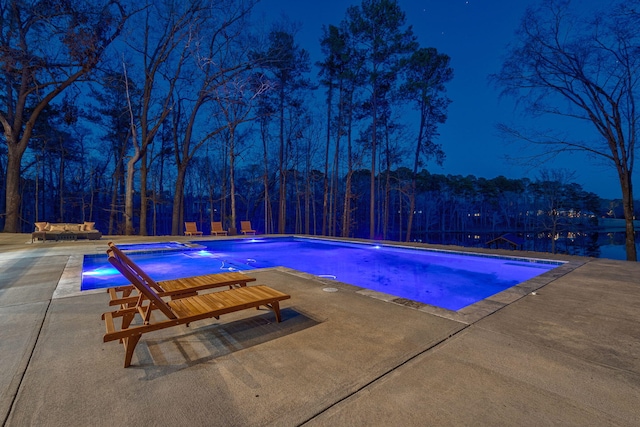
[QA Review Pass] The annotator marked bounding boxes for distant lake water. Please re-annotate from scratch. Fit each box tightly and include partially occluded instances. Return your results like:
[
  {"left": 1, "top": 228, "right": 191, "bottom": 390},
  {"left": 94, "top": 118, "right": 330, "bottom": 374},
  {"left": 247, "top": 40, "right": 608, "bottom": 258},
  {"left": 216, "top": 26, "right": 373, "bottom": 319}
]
[{"left": 412, "top": 230, "right": 640, "bottom": 262}]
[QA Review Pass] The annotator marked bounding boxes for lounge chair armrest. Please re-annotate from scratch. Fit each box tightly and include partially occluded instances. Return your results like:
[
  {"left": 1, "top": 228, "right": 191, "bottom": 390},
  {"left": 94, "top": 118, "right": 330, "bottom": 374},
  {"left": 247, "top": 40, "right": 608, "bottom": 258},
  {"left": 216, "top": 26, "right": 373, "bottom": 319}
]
[
  {"left": 102, "top": 306, "right": 139, "bottom": 319},
  {"left": 103, "top": 311, "right": 116, "bottom": 337},
  {"left": 109, "top": 285, "right": 135, "bottom": 293},
  {"left": 108, "top": 295, "right": 140, "bottom": 306}
]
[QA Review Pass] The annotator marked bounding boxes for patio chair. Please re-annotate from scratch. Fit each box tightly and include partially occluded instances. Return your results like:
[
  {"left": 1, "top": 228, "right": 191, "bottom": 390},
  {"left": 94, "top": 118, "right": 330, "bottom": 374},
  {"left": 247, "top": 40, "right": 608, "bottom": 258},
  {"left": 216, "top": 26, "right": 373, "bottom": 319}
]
[
  {"left": 184, "top": 222, "right": 203, "bottom": 236},
  {"left": 211, "top": 221, "right": 228, "bottom": 236},
  {"left": 106, "top": 243, "right": 256, "bottom": 308},
  {"left": 240, "top": 220, "right": 256, "bottom": 235},
  {"left": 102, "top": 251, "right": 290, "bottom": 367}
]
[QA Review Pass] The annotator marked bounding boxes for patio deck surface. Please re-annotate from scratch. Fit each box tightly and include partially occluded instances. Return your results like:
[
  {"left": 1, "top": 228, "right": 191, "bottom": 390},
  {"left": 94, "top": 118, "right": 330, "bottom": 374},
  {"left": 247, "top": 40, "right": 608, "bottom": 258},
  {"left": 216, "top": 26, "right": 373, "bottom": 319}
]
[{"left": 1, "top": 233, "right": 638, "bottom": 426}]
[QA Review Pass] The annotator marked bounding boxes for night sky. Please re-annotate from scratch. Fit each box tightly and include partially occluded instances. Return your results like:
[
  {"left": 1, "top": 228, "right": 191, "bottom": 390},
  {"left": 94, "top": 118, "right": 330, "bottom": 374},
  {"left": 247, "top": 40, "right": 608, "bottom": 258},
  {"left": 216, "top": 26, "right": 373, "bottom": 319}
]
[{"left": 252, "top": 0, "right": 633, "bottom": 200}]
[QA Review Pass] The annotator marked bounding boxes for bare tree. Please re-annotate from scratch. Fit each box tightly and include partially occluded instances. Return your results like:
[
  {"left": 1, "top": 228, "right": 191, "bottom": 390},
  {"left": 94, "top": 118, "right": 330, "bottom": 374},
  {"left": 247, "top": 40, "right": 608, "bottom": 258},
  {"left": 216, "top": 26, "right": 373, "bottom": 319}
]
[
  {"left": 169, "top": 0, "right": 258, "bottom": 235},
  {"left": 492, "top": 0, "right": 639, "bottom": 261},
  {"left": 0, "top": 0, "right": 129, "bottom": 232},
  {"left": 212, "top": 74, "right": 271, "bottom": 233},
  {"left": 119, "top": 0, "right": 206, "bottom": 235}
]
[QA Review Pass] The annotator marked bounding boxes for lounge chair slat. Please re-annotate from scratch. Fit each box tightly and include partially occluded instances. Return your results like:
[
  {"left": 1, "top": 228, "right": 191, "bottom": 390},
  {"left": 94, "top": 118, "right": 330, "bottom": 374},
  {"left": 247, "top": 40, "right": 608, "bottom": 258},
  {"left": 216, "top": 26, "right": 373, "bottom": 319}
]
[
  {"left": 213, "top": 289, "right": 241, "bottom": 305},
  {"left": 173, "top": 295, "right": 218, "bottom": 316},
  {"left": 159, "top": 273, "right": 254, "bottom": 293}
]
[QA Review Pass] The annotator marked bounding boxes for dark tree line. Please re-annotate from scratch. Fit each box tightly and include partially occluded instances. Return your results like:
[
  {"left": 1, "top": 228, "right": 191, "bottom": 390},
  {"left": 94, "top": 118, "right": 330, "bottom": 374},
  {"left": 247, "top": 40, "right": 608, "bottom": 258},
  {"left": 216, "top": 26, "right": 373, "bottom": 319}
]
[{"left": 1, "top": 0, "right": 638, "bottom": 260}]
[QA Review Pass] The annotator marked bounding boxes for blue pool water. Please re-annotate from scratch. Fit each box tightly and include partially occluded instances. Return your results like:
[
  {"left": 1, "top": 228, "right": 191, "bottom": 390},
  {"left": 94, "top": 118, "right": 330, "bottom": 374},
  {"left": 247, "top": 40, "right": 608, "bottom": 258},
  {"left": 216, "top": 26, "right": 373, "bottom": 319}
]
[{"left": 82, "top": 237, "right": 562, "bottom": 311}]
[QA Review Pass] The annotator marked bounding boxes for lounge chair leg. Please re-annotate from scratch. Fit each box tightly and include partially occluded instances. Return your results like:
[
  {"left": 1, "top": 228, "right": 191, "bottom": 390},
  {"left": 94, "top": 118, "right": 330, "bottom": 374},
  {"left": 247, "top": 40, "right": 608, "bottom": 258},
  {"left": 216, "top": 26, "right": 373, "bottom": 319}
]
[
  {"left": 260, "top": 302, "right": 283, "bottom": 322},
  {"left": 122, "top": 312, "right": 135, "bottom": 330},
  {"left": 123, "top": 334, "right": 142, "bottom": 368},
  {"left": 272, "top": 302, "right": 282, "bottom": 322}
]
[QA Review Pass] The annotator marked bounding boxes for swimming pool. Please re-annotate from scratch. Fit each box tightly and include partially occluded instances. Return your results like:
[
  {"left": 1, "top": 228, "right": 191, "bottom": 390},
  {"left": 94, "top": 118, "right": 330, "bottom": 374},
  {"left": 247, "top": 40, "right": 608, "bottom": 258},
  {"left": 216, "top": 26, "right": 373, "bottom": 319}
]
[{"left": 82, "top": 237, "right": 562, "bottom": 311}]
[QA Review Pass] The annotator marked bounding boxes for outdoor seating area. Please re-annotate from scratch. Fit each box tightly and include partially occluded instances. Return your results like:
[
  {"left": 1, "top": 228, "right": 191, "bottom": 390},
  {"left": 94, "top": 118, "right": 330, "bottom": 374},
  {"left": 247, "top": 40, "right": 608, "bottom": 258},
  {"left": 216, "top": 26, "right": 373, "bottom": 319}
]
[
  {"left": 184, "top": 220, "right": 255, "bottom": 236},
  {"left": 102, "top": 243, "right": 291, "bottom": 367},
  {"left": 31, "top": 221, "right": 102, "bottom": 242}
]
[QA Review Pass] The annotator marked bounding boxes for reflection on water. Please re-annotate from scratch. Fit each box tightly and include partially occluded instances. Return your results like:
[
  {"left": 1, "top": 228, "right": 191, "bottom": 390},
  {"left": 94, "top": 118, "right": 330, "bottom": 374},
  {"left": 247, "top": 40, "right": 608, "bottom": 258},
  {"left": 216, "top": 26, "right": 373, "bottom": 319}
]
[{"left": 413, "top": 231, "right": 640, "bottom": 261}]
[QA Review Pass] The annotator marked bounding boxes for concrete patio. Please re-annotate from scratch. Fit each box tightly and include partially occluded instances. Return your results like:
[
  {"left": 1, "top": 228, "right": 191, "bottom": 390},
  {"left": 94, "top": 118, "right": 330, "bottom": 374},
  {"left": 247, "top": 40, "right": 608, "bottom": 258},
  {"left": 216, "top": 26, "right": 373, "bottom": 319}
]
[{"left": 1, "top": 233, "right": 639, "bottom": 426}]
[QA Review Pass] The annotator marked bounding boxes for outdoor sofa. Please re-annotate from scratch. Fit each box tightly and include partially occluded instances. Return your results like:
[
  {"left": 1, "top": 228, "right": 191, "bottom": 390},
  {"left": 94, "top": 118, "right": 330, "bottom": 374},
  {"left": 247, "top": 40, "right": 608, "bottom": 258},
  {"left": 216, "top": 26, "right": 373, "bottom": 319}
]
[{"left": 32, "top": 221, "right": 102, "bottom": 242}]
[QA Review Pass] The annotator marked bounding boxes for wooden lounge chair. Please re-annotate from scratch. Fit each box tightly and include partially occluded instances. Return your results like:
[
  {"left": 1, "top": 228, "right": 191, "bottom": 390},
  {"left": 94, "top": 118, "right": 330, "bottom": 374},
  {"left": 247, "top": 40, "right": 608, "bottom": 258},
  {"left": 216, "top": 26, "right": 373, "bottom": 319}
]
[
  {"left": 102, "top": 250, "right": 291, "bottom": 367},
  {"left": 211, "top": 221, "right": 228, "bottom": 236},
  {"left": 106, "top": 243, "right": 255, "bottom": 308},
  {"left": 240, "top": 220, "right": 256, "bottom": 235},
  {"left": 184, "top": 221, "right": 202, "bottom": 236}
]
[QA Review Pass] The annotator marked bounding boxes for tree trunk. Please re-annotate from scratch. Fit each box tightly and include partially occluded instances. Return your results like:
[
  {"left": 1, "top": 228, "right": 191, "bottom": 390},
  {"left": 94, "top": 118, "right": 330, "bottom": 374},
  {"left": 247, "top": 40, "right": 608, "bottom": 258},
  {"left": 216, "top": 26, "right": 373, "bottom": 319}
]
[
  {"left": 305, "top": 136, "right": 312, "bottom": 234},
  {"left": 342, "top": 171, "right": 352, "bottom": 238},
  {"left": 620, "top": 173, "right": 637, "bottom": 261},
  {"left": 3, "top": 118, "right": 35, "bottom": 232},
  {"left": 4, "top": 144, "right": 23, "bottom": 232},
  {"left": 172, "top": 165, "right": 187, "bottom": 235},
  {"left": 322, "top": 84, "right": 332, "bottom": 236},
  {"left": 124, "top": 151, "right": 139, "bottom": 235},
  {"left": 342, "top": 106, "right": 354, "bottom": 238},
  {"left": 406, "top": 96, "right": 427, "bottom": 242},
  {"left": 139, "top": 151, "right": 148, "bottom": 235},
  {"left": 35, "top": 157, "right": 40, "bottom": 222},
  {"left": 305, "top": 171, "right": 311, "bottom": 235},
  {"left": 382, "top": 128, "right": 391, "bottom": 240},
  {"left": 330, "top": 127, "right": 341, "bottom": 236},
  {"left": 551, "top": 211, "right": 557, "bottom": 254},
  {"left": 278, "top": 86, "right": 287, "bottom": 234},
  {"left": 58, "top": 142, "right": 65, "bottom": 221},
  {"left": 221, "top": 151, "right": 228, "bottom": 229},
  {"left": 261, "top": 118, "right": 272, "bottom": 234},
  {"left": 406, "top": 183, "right": 416, "bottom": 242},
  {"left": 398, "top": 189, "right": 403, "bottom": 242},
  {"left": 369, "top": 98, "right": 377, "bottom": 240},
  {"left": 108, "top": 176, "right": 117, "bottom": 235},
  {"left": 229, "top": 127, "right": 237, "bottom": 234}
]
